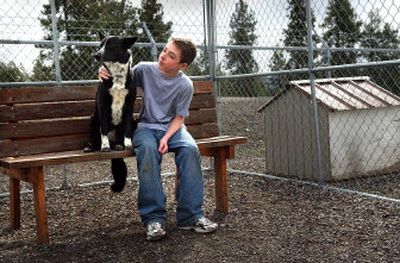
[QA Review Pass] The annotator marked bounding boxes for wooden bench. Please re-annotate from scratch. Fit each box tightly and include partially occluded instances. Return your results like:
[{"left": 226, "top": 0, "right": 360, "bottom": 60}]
[{"left": 0, "top": 80, "right": 247, "bottom": 244}]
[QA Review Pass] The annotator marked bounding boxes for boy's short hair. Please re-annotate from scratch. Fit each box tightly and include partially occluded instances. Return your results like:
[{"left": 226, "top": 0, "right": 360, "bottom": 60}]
[{"left": 170, "top": 37, "right": 197, "bottom": 65}]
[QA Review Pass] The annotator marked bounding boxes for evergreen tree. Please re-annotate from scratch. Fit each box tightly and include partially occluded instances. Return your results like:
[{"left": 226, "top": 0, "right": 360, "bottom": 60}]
[
  {"left": 134, "top": 0, "right": 173, "bottom": 62},
  {"left": 269, "top": 0, "right": 318, "bottom": 88},
  {"left": 225, "top": 0, "right": 262, "bottom": 97},
  {"left": 360, "top": 11, "right": 400, "bottom": 94},
  {"left": 321, "top": 0, "right": 362, "bottom": 72},
  {"left": 31, "top": 52, "right": 55, "bottom": 81},
  {"left": 0, "top": 61, "right": 30, "bottom": 82},
  {"left": 282, "top": 0, "right": 317, "bottom": 70},
  {"left": 38, "top": 0, "right": 139, "bottom": 80}
]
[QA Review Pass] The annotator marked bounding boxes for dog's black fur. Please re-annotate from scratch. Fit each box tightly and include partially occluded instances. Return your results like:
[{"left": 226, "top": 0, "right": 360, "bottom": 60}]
[{"left": 84, "top": 32, "right": 137, "bottom": 192}]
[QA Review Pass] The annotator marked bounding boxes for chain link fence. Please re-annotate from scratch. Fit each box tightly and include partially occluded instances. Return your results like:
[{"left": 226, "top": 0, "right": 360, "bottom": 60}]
[{"left": 1, "top": 0, "right": 400, "bottom": 201}]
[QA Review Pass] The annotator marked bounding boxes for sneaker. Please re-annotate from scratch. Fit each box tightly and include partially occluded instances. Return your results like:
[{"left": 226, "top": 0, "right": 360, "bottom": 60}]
[
  {"left": 178, "top": 217, "right": 218, "bottom": 233},
  {"left": 145, "top": 222, "right": 166, "bottom": 241}
]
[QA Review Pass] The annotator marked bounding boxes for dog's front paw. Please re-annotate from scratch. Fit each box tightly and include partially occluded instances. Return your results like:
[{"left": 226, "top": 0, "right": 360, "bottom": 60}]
[
  {"left": 101, "top": 147, "right": 111, "bottom": 152},
  {"left": 83, "top": 145, "right": 93, "bottom": 152},
  {"left": 114, "top": 144, "right": 124, "bottom": 151},
  {"left": 124, "top": 137, "right": 133, "bottom": 150}
]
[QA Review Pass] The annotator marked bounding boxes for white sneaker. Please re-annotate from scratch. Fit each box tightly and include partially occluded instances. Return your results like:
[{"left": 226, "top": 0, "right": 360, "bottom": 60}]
[
  {"left": 145, "top": 222, "right": 166, "bottom": 241},
  {"left": 178, "top": 217, "right": 218, "bottom": 233}
]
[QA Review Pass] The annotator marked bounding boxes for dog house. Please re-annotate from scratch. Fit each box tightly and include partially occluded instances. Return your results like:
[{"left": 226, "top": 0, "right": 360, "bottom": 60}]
[{"left": 258, "top": 77, "right": 400, "bottom": 181}]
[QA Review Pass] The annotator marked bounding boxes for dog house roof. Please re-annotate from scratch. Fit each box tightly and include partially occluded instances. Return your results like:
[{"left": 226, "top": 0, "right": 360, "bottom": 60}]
[{"left": 258, "top": 76, "right": 400, "bottom": 112}]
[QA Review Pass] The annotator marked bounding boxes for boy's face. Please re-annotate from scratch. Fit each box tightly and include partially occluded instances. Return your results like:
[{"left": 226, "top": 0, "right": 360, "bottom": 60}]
[{"left": 158, "top": 41, "right": 188, "bottom": 75}]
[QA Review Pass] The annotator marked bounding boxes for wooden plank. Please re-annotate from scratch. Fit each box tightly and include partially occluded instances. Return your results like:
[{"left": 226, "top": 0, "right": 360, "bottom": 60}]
[
  {"left": 185, "top": 109, "right": 217, "bottom": 125},
  {"left": 12, "top": 134, "right": 90, "bottom": 157},
  {"left": 0, "top": 85, "right": 97, "bottom": 104},
  {"left": 0, "top": 139, "right": 17, "bottom": 158},
  {"left": 0, "top": 125, "right": 15, "bottom": 139},
  {"left": 196, "top": 136, "right": 247, "bottom": 148},
  {"left": 0, "top": 105, "right": 14, "bottom": 121},
  {"left": 0, "top": 149, "right": 134, "bottom": 169},
  {"left": 12, "top": 100, "right": 95, "bottom": 121},
  {"left": 193, "top": 81, "right": 213, "bottom": 94},
  {"left": 0, "top": 118, "right": 91, "bottom": 139},
  {"left": 190, "top": 93, "right": 216, "bottom": 109},
  {"left": 187, "top": 123, "right": 219, "bottom": 139}
]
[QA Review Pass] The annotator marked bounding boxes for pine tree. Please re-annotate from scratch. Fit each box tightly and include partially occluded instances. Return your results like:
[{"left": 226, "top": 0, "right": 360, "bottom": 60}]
[
  {"left": 0, "top": 61, "right": 30, "bottom": 82},
  {"left": 321, "top": 0, "right": 362, "bottom": 70},
  {"left": 269, "top": 0, "right": 318, "bottom": 86},
  {"left": 134, "top": 0, "right": 173, "bottom": 62},
  {"left": 31, "top": 52, "right": 55, "bottom": 81},
  {"left": 282, "top": 0, "right": 317, "bottom": 70},
  {"left": 225, "top": 0, "right": 258, "bottom": 75},
  {"left": 38, "top": 0, "right": 139, "bottom": 81},
  {"left": 225, "top": 0, "right": 261, "bottom": 96},
  {"left": 360, "top": 11, "right": 400, "bottom": 94}
]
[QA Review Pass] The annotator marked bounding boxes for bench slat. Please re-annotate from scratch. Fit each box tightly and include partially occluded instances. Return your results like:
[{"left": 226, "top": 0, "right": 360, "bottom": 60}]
[
  {"left": 187, "top": 123, "right": 219, "bottom": 139},
  {"left": 0, "top": 85, "right": 97, "bottom": 104},
  {"left": 10, "top": 101, "right": 95, "bottom": 121},
  {"left": 185, "top": 109, "right": 217, "bottom": 125},
  {"left": 190, "top": 93, "right": 215, "bottom": 109},
  {"left": 0, "top": 139, "right": 16, "bottom": 157},
  {"left": 0, "top": 105, "right": 14, "bottom": 121},
  {"left": 196, "top": 136, "right": 248, "bottom": 148},
  {"left": 12, "top": 134, "right": 89, "bottom": 157},
  {"left": 0, "top": 149, "right": 134, "bottom": 169},
  {"left": 0, "top": 118, "right": 91, "bottom": 139}
]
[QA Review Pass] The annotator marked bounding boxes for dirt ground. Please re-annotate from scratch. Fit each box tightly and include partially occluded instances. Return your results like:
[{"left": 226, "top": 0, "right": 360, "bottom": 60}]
[
  {"left": 1, "top": 167, "right": 400, "bottom": 262},
  {"left": 1, "top": 97, "right": 400, "bottom": 262}
]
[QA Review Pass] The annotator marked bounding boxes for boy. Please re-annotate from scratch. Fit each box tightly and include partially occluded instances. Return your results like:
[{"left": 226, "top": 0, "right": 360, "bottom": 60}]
[{"left": 99, "top": 37, "right": 218, "bottom": 241}]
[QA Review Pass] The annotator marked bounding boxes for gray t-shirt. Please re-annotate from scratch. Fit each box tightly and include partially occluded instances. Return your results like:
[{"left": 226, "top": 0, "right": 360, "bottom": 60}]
[{"left": 132, "top": 62, "right": 193, "bottom": 131}]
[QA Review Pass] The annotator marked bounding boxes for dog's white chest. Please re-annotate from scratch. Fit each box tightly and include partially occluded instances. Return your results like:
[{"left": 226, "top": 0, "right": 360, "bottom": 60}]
[
  {"left": 109, "top": 88, "right": 128, "bottom": 125},
  {"left": 104, "top": 62, "right": 130, "bottom": 125}
]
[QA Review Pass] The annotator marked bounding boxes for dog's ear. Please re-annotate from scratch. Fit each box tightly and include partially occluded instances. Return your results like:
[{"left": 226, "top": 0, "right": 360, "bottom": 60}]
[
  {"left": 98, "top": 31, "right": 106, "bottom": 40},
  {"left": 122, "top": 37, "right": 137, "bottom": 49}
]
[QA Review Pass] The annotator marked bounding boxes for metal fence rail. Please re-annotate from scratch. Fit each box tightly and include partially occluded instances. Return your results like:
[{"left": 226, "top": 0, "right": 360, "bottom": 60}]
[{"left": 1, "top": 0, "right": 400, "bottom": 201}]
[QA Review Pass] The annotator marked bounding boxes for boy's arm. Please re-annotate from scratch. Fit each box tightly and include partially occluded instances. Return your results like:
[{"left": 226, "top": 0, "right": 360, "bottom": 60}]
[{"left": 158, "top": 115, "right": 185, "bottom": 154}]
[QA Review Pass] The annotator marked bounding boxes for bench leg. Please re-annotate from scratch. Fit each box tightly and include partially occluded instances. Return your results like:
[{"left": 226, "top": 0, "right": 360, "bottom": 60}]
[
  {"left": 9, "top": 177, "right": 21, "bottom": 229},
  {"left": 29, "top": 167, "right": 49, "bottom": 244},
  {"left": 214, "top": 149, "right": 229, "bottom": 213}
]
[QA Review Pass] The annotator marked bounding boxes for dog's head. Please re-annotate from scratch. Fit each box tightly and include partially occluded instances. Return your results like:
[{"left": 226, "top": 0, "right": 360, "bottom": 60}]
[{"left": 94, "top": 32, "right": 137, "bottom": 64}]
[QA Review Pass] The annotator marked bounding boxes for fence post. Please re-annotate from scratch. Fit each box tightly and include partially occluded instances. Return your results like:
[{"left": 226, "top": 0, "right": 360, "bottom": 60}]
[
  {"left": 50, "top": 0, "right": 62, "bottom": 82},
  {"left": 306, "top": 0, "right": 324, "bottom": 185},
  {"left": 142, "top": 22, "right": 158, "bottom": 61},
  {"left": 206, "top": 0, "right": 221, "bottom": 132}
]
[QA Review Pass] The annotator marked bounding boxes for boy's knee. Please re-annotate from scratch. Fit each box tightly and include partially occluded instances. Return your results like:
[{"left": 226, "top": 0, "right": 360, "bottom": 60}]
[{"left": 179, "top": 144, "right": 200, "bottom": 157}]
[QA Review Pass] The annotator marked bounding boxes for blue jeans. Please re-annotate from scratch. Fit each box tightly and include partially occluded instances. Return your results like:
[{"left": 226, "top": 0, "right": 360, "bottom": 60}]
[{"left": 133, "top": 127, "right": 204, "bottom": 226}]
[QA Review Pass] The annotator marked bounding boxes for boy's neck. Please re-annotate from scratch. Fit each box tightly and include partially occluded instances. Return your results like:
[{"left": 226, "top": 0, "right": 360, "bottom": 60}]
[{"left": 159, "top": 66, "right": 180, "bottom": 78}]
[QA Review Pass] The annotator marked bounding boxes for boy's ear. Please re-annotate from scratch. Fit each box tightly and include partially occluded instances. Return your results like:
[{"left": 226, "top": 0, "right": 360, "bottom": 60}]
[
  {"left": 179, "top": 62, "right": 189, "bottom": 70},
  {"left": 122, "top": 37, "right": 138, "bottom": 49},
  {"left": 98, "top": 31, "right": 106, "bottom": 40}
]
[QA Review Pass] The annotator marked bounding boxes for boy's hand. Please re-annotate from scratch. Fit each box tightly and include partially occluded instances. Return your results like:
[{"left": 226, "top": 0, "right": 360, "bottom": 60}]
[
  {"left": 158, "top": 137, "right": 169, "bottom": 155},
  {"left": 99, "top": 66, "right": 111, "bottom": 82}
]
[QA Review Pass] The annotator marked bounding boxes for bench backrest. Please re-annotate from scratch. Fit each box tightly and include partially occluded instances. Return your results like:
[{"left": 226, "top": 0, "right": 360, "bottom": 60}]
[{"left": 0, "top": 81, "right": 218, "bottom": 158}]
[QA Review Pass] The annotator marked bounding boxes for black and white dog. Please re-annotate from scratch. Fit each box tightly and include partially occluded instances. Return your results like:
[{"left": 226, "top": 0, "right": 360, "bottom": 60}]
[{"left": 84, "top": 32, "right": 137, "bottom": 192}]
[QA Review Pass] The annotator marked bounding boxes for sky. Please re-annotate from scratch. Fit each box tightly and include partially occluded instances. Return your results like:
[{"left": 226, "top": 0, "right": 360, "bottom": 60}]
[{"left": 1, "top": 0, "right": 399, "bottom": 74}]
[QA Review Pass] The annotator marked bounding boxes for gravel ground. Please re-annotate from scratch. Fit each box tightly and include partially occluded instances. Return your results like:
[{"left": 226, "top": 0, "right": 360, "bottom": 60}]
[
  {"left": 1, "top": 97, "right": 400, "bottom": 262},
  {"left": 1, "top": 171, "right": 400, "bottom": 262}
]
